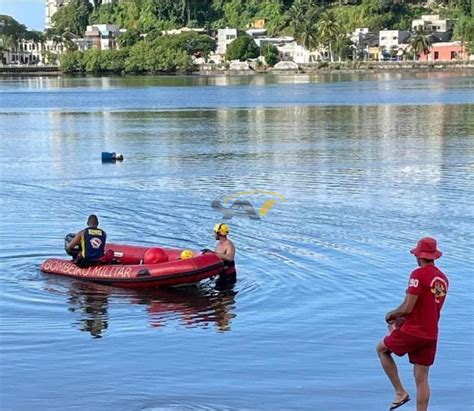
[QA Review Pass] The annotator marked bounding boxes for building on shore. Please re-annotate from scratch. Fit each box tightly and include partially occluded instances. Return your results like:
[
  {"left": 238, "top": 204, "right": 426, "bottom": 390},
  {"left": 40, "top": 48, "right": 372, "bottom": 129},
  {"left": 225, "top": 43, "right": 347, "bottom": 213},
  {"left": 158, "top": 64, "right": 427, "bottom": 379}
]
[
  {"left": 1, "top": 38, "right": 65, "bottom": 65},
  {"left": 379, "top": 29, "right": 410, "bottom": 59},
  {"left": 216, "top": 28, "right": 238, "bottom": 56},
  {"left": 351, "top": 28, "right": 380, "bottom": 61},
  {"left": 277, "top": 41, "right": 325, "bottom": 63},
  {"left": 81, "top": 24, "right": 122, "bottom": 50},
  {"left": 45, "top": 0, "right": 69, "bottom": 30},
  {"left": 418, "top": 41, "right": 466, "bottom": 61}
]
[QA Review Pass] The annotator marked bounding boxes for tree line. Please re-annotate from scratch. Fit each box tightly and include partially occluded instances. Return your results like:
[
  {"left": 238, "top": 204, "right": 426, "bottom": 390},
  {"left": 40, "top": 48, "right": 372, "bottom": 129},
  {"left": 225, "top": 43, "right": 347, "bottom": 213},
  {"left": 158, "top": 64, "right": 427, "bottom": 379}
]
[{"left": 1, "top": 0, "right": 473, "bottom": 72}]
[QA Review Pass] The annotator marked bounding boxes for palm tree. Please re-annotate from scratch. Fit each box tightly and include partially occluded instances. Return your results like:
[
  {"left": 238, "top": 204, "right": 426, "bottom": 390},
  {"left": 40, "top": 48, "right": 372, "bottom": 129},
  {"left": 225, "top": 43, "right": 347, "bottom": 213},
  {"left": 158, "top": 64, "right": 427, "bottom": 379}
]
[
  {"left": 286, "top": 0, "right": 320, "bottom": 48},
  {"left": 410, "top": 31, "right": 431, "bottom": 61},
  {"left": 333, "top": 32, "right": 351, "bottom": 62},
  {"left": 316, "top": 11, "right": 340, "bottom": 62},
  {"left": 298, "top": 17, "right": 319, "bottom": 51}
]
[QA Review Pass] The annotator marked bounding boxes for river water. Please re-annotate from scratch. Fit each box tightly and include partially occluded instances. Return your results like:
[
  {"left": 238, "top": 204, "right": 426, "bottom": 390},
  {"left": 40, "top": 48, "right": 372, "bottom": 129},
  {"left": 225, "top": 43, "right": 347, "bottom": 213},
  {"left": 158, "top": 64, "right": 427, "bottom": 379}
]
[{"left": 0, "top": 72, "right": 473, "bottom": 410}]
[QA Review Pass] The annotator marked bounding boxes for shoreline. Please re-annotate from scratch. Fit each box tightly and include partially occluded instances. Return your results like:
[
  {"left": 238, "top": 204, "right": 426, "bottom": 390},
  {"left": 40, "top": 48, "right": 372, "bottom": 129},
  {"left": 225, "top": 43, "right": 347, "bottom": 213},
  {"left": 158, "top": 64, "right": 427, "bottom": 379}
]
[
  {"left": 1, "top": 61, "right": 473, "bottom": 77},
  {"left": 198, "top": 61, "right": 474, "bottom": 75}
]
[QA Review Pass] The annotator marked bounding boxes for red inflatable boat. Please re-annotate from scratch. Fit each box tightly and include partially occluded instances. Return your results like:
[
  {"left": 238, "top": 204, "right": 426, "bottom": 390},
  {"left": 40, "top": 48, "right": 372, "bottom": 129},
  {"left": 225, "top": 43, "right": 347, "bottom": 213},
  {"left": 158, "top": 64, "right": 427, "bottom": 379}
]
[{"left": 40, "top": 243, "right": 227, "bottom": 288}]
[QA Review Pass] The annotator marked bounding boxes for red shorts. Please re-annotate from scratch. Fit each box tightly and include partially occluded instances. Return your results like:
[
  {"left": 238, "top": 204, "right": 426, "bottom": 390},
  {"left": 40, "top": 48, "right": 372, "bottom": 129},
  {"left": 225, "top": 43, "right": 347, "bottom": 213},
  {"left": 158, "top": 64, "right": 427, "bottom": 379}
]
[{"left": 384, "top": 328, "right": 437, "bottom": 366}]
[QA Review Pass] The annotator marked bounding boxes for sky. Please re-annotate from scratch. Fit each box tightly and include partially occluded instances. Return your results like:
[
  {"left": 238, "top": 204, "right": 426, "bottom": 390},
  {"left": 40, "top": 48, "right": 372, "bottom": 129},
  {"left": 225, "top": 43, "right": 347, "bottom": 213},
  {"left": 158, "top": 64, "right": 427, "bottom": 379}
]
[{"left": 0, "top": 0, "right": 46, "bottom": 31}]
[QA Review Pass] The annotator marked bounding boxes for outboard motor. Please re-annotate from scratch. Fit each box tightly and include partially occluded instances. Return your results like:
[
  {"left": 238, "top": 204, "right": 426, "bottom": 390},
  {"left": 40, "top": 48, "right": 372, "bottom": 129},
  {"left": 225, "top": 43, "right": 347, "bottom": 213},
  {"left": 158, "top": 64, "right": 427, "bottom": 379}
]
[{"left": 64, "top": 233, "right": 80, "bottom": 257}]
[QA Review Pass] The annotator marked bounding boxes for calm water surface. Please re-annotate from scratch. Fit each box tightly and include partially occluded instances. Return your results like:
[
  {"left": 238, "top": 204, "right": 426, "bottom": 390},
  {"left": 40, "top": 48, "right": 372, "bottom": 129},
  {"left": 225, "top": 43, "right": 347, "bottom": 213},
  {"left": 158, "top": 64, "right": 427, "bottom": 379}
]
[{"left": 0, "top": 72, "right": 473, "bottom": 410}]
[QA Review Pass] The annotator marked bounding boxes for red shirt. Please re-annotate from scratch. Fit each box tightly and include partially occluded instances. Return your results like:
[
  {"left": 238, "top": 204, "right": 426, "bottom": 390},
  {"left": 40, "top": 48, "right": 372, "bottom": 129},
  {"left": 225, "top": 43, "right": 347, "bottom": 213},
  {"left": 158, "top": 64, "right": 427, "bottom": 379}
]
[{"left": 401, "top": 265, "right": 448, "bottom": 340}]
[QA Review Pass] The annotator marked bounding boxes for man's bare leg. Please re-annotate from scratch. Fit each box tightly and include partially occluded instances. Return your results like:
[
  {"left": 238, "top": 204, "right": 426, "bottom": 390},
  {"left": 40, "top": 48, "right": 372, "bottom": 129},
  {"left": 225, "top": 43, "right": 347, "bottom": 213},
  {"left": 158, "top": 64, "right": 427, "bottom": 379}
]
[
  {"left": 413, "top": 364, "right": 430, "bottom": 411},
  {"left": 377, "top": 341, "right": 410, "bottom": 404}
]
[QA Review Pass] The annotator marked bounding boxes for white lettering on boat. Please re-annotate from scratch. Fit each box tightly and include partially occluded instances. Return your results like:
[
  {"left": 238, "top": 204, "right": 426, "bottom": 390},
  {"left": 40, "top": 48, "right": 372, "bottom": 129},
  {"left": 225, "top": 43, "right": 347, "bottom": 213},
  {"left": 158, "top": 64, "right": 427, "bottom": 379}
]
[{"left": 43, "top": 260, "right": 132, "bottom": 278}]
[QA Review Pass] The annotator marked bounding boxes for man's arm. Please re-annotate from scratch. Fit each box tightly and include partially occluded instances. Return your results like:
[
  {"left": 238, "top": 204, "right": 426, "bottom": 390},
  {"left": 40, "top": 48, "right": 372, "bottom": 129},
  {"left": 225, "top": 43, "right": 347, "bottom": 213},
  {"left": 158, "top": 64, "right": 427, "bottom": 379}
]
[
  {"left": 66, "top": 231, "right": 83, "bottom": 252},
  {"left": 385, "top": 293, "right": 419, "bottom": 323}
]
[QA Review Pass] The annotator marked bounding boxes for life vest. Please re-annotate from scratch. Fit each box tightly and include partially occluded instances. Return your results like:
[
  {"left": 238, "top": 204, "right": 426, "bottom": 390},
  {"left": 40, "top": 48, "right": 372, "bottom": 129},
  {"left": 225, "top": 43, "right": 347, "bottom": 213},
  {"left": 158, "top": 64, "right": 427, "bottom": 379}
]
[{"left": 81, "top": 228, "right": 106, "bottom": 261}]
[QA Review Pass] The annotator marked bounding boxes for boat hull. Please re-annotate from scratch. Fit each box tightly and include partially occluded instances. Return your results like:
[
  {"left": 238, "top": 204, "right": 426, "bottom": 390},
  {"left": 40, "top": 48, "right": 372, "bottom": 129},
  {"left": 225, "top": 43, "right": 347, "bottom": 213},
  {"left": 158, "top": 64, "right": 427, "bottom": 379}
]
[{"left": 40, "top": 243, "right": 225, "bottom": 288}]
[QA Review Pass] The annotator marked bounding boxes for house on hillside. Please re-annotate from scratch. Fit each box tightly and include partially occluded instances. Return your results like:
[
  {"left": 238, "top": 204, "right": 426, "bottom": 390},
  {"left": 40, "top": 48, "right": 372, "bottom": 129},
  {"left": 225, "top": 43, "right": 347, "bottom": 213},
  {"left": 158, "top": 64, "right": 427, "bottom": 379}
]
[
  {"left": 412, "top": 15, "right": 454, "bottom": 42},
  {"left": 248, "top": 19, "right": 266, "bottom": 29},
  {"left": 83, "top": 24, "right": 121, "bottom": 50}
]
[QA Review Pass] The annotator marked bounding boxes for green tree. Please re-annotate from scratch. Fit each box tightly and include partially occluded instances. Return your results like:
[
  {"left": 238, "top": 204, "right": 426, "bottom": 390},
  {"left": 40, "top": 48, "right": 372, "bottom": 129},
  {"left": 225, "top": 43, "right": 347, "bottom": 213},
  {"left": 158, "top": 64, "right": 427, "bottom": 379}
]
[
  {"left": 285, "top": 0, "right": 320, "bottom": 43},
  {"left": 0, "top": 15, "right": 28, "bottom": 50},
  {"left": 117, "top": 29, "right": 141, "bottom": 48},
  {"left": 261, "top": 43, "right": 279, "bottom": 66},
  {"left": 448, "top": 0, "right": 471, "bottom": 15},
  {"left": 92, "top": 0, "right": 102, "bottom": 10},
  {"left": 100, "top": 48, "right": 129, "bottom": 72},
  {"left": 317, "top": 11, "right": 341, "bottom": 62},
  {"left": 333, "top": 32, "right": 352, "bottom": 62},
  {"left": 45, "top": 27, "right": 64, "bottom": 48},
  {"left": 410, "top": 31, "right": 432, "bottom": 61},
  {"left": 124, "top": 36, "right": 195, "bottom": 73},
  {"left": 83, "top": 49, "right": 102, "bottom": 72},
  {"left": 44, "top": 50, "right": 59, "bottom": 65},
  {"left": 225, "top": 35, "right": 259, "bottom": 61},
  {"left": 454, "top": 15, "right": 474, "bottom": 43},
  {"left": 60, "top": 50, "right": 85, "bottom": 72},
  {"left": 25, "top": 30, "right": 45, "bottom": 43},
  {"left": 298, "top": 16, "right": 319, "bottom": 50},
  {"left": 51, "top": 0, "right": 93, "bottom": 35},
  {"left": 170, "top": 31, "right": 216, "bottom": 59}
]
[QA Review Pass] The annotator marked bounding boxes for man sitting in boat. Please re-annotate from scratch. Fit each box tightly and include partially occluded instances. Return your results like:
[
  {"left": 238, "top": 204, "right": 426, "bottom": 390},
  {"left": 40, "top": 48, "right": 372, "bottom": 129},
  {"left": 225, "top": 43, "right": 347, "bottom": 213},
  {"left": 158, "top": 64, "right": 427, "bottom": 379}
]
[
  {"left": 66, "top": 215, "right": 111, "bottom": 268},
  {"left": 213, "top": 223, "right": 236, "bottom": 285}
]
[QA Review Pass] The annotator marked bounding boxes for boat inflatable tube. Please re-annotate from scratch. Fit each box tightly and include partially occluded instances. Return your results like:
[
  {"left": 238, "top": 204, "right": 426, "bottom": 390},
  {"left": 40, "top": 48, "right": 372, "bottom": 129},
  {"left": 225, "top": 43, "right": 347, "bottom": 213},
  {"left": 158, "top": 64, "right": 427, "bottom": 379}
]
[{"left": 41, "top": 243, "right": 226, "bottom": 289}]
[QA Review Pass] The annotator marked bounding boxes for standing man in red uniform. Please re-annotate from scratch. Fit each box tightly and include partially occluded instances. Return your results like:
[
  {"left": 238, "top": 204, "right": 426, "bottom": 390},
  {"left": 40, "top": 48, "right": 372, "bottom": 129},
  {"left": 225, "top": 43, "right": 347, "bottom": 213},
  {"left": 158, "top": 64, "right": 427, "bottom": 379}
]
[{"left": 376, "top": 237, "right": 449, "bottom": 411}]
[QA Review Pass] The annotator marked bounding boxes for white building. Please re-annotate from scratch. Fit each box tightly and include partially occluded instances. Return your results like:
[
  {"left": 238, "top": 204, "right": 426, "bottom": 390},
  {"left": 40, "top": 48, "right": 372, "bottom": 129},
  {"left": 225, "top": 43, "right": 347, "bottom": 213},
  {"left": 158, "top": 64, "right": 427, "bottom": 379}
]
[
  {"left": 277, "top": 41, "right": 324, "bottom": 64},
  {"left": 412, "top": 15, "right": 453, "bottom": 33},
  {"left": 379, "top": 30, "right": 410, "bottom": 52},
  {"left": 351, "top": 28, "right": 369, "bottom": 46},
  {"left": 1, "top": 40, "right": 43, "bottom": 65},
  {"left": 83, "top": 24, "right": 121, "bottom": 50},
  {"left": 216, "top": 28, "right": 237, "bottom": 55},
  {"left": 161, "top": 27, "right": 207, "bottom": 36},
  {"left": 252, "top": 36, "right": 294, "bottom": 48},
  {"left": 246, "top": 28, "right": 267, "bottom": 38},
  {"left": 45, "top": 0, "right": 69, "bottom": 29},
  {"left": 1, "top": 39, "right": 64, "bottom": 65}
]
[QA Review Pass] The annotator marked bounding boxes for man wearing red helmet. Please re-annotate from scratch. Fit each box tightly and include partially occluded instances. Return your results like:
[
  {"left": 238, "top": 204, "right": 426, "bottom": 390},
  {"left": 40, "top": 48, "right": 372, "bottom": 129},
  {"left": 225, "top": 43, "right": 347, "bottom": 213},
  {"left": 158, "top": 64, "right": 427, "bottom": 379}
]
[{"left": 376, "top": 237, "right": 449, "bottom": 411}]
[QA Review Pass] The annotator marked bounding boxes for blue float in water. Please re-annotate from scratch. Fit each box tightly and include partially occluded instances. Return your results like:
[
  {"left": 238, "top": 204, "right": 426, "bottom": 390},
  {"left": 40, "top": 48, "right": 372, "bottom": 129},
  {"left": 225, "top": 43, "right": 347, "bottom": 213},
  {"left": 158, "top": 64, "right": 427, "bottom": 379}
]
[{"left": 101, "top": 152, "right": 124, "bottom": 162}]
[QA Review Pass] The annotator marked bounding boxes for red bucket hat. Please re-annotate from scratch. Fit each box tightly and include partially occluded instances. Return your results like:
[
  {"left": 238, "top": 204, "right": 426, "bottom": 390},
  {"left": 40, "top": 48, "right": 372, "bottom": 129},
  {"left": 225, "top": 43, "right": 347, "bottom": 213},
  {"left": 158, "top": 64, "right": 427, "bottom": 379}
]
[{"left": 410, "top": 237, "right": 442, "bottom": 260}]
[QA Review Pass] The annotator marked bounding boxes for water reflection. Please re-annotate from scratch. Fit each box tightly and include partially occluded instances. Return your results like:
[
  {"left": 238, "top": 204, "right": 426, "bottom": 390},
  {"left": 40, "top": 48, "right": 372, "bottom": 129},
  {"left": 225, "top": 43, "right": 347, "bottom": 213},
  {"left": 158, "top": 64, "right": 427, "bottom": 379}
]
[
  {"left": 67, "top": 283, "right": 109, "bottom": 338},
  {"left": 64, "top": 281, "right": 237, "bottom": 338},
  {"left": 136, "top": 286, "right": 237, "bottom": 332},
  {"left": 1, "top": 71, "right": 472, "bottom": 91}
]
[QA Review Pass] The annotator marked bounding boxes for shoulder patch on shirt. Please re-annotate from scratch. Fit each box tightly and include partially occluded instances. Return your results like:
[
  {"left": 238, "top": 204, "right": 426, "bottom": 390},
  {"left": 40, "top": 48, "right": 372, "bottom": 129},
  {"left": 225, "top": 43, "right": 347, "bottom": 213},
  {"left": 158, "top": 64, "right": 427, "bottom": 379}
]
[{"left": 430, "top": 276, "right": 447, "bottom": 302}]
